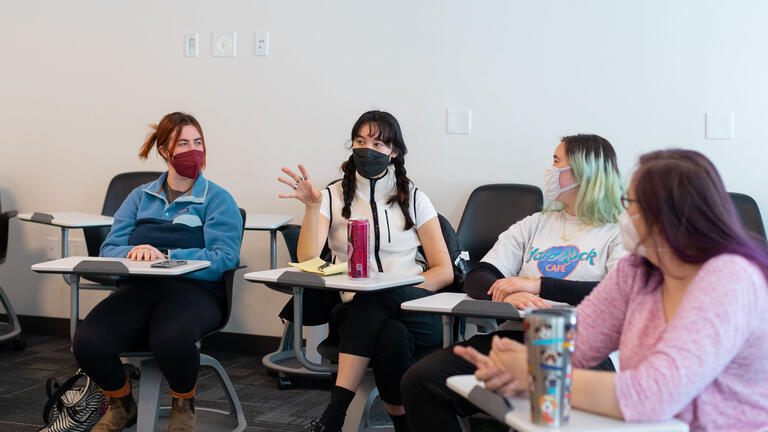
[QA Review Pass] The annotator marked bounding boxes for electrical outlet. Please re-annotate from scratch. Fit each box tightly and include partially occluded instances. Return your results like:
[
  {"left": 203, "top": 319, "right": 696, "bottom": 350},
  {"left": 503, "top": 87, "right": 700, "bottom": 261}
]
[
  {"left": 69, "top": 238, "right": 86, "bottom": 257},
  {"left": 46, "top": 237, "right": 59, "bottom": 260},
  {"left": 254, "top": 32, "right": 269, "bottom": 56}
]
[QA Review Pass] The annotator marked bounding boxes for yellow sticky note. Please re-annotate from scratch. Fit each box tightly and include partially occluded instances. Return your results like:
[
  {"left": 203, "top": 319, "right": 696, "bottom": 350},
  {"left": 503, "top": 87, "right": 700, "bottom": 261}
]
[{"left": 289, "top": 257, "right": 348, "bottom": 276}]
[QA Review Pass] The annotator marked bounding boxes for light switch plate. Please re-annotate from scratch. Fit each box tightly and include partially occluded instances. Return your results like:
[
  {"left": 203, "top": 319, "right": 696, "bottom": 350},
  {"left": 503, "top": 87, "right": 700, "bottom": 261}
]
[
  {"left": 446, "top": 109, "right": 472, "bottom": 134},
  {"left": 705, "top": 112, "right": 734, "bottom": 139},
  {"left": 213, "top": 32, "right": 237, "bottom": 57},
  {"left": 184, "top": 33, "right": 199, "bottom": 57}
]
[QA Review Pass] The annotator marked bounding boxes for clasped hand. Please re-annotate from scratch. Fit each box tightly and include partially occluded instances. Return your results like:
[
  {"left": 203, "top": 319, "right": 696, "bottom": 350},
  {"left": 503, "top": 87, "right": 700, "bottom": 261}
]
[{"left": 453, "top": 335, "right": 529, "bottom": 398}]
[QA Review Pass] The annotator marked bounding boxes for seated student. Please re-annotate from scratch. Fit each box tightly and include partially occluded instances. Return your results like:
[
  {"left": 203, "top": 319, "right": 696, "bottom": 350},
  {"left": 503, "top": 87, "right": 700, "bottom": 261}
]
[
  {"left": 72, "top": 112, "right": 243, "bottom": 432},
  {"left": 401, "top": 134, "right": 625, "bottom": 432},
  {"left": 277, "top": 110, "right": 453, "bottom": 432},
  {"left": 457, "top": 149, "right": 768, "bottom": 431}
]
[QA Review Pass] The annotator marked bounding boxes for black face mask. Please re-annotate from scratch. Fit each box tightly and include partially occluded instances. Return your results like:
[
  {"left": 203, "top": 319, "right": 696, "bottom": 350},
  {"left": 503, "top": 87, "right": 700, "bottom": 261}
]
[{"left": 352, "top": 148, "right": 392, "bottom": 179}]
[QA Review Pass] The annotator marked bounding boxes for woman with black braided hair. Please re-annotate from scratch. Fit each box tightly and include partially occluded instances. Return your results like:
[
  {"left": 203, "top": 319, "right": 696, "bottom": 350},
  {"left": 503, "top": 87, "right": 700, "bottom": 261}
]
[{"left": 278, "top": 110, "right": 453, "bottom": 432}]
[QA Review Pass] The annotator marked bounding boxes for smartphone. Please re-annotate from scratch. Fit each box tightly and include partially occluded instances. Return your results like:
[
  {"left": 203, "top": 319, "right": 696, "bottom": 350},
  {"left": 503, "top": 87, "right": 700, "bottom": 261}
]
[{"left": 151, "top": 260, "right": 188, "bottom": 268}]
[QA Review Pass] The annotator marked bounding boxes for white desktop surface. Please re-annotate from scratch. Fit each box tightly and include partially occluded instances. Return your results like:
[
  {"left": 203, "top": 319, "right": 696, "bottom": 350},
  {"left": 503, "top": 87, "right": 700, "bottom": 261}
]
[
  {"left": 446, "top": 375, "right": 688, "bottom": 432},
  {"left": 401, "top": 292, "right": 568, "bottom": 317},
  {"left": 244, "top": 214, "right": 293, "bottom": 230},
  {"left": 401, "top": 292, "right": 469, "bottom": 313},
  {"left": 244, "top": 267, "right": 424, "bottom": 291},
  {"left": 18, "top": 212, "right": 114, "bottom": 227},
  {"left": 31, "top": 256, "right": 210, "bottom": 276}
]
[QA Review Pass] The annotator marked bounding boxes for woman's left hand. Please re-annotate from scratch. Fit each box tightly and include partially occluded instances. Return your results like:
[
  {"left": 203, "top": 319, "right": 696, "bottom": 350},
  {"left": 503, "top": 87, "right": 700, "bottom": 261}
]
[
  {"left": 488, "top": 277, "right": 541, "bottom": 302},
  {"left": 487, "top": 335, "right": 529, "bottom": 396},
  {"left": 126, "top": 244, "right": 164, "bottom": 261},
  {"left": 454, "top": 343, "right": 521, "bottom": 398}
]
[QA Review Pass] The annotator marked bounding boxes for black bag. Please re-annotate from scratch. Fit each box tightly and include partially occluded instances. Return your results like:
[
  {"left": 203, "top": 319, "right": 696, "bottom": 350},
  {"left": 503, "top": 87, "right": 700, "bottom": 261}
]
[
  {"left": 37, "top": 369, "right": 107, "bottom": 432},
  {"left": 420, "top": 213, "right": 470, "bottom": 293}
]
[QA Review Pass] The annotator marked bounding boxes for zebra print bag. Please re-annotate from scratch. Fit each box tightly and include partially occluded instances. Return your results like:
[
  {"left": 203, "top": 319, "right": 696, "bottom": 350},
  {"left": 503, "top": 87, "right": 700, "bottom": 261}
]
[{"left": 37, "top": 369, "right": 107, "bottom": 432}]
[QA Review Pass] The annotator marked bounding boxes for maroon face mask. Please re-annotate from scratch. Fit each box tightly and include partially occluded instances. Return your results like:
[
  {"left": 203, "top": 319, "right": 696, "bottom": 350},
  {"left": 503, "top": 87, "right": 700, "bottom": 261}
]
[{"left": 171, "top": 150, "right": 205, "bottom": 179}]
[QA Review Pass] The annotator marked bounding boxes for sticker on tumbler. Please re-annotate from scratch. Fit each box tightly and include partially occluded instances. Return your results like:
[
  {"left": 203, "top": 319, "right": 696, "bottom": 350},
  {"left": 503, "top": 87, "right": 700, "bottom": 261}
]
[
  {"left": 539, "top": 395, "right": 558, "bottom": 424},
  {"left": 539, "top": 348, "right": 563, "bottom": 371}
]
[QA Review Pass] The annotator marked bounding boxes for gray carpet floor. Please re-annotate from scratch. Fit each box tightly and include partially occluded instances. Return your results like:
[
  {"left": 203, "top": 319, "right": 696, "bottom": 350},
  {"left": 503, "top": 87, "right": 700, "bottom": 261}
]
[
  {"left": 0, "top": 333, "right": 341, "bottom": 432},
  {"left": 0, "top": 333, "right": 506, "bottom": 432}
]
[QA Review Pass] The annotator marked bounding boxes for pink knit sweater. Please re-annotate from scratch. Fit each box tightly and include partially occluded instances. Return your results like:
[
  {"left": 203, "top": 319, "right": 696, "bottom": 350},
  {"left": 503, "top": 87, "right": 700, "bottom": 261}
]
[{"left": 574, "top": 254, "right": 768, "bottom": 431}]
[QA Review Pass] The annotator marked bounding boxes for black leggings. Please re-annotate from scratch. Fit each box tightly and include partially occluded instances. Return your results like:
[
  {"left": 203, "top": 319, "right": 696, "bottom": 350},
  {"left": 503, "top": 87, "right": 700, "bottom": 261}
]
[
  {"left": 328, "top": 286, "right": 442, "bottom": 406},
  {"left": 72, "top": 278, "right": 223, "bottom": 394},
  {"left": 401, "top": 330, "right": 615, "bottom": 431}
]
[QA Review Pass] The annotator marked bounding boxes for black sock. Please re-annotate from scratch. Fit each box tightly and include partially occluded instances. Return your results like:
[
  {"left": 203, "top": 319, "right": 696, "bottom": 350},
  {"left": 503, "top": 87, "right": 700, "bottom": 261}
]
[
  {"left": 319, "top": 386, "right": 356, "bottom": 431},
  {"left": 390, "top": 413, "right": 410, "bottom": 432}
]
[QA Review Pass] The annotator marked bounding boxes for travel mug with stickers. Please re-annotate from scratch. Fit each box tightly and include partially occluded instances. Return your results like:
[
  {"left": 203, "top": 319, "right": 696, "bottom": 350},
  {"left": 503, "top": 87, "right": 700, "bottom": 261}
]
[{"left": 523, "top": 307, "right": 577, "bottom": 426}]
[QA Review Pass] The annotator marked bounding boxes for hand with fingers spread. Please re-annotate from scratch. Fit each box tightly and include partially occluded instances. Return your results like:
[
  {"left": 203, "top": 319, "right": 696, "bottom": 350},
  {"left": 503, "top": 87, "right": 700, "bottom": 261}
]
[
  {"left": 278, "top": 164, "right": 322, "bottom": 207},
  {"left": 454, "top": 343, "right": 522, "bottom": 397},
  {"left": 488, "top": 276, "right": 541, "bottom": 302},
  {"left": 502, "top": 291, "right": 551, "bottom": 310},
  {"left": 126, "top": 244, "right": 164, "bottom": 261}
]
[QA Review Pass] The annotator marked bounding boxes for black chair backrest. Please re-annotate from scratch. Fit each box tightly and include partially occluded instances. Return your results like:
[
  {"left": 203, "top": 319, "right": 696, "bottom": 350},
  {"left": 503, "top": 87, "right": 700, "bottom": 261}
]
[
  {"left": 219, "top": 208, "right": 247, "bottom": 330},
  {"left": 278, "top": 224, "right": 301, "bottom": 263},
  {"left": 0, "top": 198, "right": 18, "bottom": 265},
  {"left": 729, "top": 192, "right": 767, "bottom": 241},
  {"left": 456, "top": 184, "right": 543, "bottom": 268},
  {"left": 83, "top": 171, "right": 162, "bottom": 256}
]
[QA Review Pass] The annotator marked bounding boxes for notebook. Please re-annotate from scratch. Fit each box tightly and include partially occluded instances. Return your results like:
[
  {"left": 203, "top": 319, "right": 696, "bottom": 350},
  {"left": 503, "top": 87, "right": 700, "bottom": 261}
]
[{"left": 288, "top": 257, "right": 348, "bottom": 276}]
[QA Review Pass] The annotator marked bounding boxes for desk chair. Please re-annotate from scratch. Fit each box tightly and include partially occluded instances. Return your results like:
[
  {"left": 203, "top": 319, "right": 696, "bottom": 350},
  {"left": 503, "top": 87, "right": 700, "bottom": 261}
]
[
  {"left": 457, "top": 184, "right": 543, "bottom": 269},
  {"left": 264, "top": 224, "right": 332, "bottom": 389},
  {"left": 456, "top": 184, "right": 542, "bottom": 337},
  {"left": 119, "top": 208, "right": 247, "bottom": 432},
  {"left": 82, "top": 171, "right": 162, "bottom": 287},
  {"left": 0, "top": 200, "right": 23, "bottom": 349},
  {"left": 729, "top": 192, "right": 767, "bottom": 241}
]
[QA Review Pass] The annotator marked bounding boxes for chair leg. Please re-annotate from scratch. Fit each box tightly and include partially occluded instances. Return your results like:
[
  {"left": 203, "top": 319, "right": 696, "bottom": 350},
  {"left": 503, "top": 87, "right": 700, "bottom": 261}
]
[
  {"left": 200, "top": 354, "right": 247, "bottom": 432},
  {"left": 0, "top": 284, "right": 22, "bottom": 342},
  {"left": 342, "top": 374, "right": 393, "bottom": 432},
  {"left": 135, "top": 358, "right": 162, "bottom": 432}
]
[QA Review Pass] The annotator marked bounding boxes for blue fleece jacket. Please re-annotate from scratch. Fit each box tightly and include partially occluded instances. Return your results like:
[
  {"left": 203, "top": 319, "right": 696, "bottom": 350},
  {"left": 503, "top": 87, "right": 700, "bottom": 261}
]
[{"left": 100, "top": 172, "right": 242, "bottom": 282}]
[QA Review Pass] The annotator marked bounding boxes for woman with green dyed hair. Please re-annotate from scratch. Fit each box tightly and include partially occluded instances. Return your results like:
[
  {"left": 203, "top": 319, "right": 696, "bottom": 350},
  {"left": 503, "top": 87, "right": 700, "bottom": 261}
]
[
  {"left": 401, "top": 134, "right": 626, "bottom": 431},
  {"left": 544, "top": 134, "right": 624, "bottom": 226}
]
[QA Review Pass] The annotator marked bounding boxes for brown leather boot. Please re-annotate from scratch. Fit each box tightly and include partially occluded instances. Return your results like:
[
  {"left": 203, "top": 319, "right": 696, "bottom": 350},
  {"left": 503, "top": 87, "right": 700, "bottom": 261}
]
[
  {"left": 167, "top": 396, "right": 196, "bottom": 432},
  {"left": 92, "top": 393, "right": 137, "bottom": 432}
]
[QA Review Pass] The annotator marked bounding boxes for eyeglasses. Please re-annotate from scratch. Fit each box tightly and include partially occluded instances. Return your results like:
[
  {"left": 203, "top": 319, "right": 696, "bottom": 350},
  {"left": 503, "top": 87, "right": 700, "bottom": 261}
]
[{"left": 620, "top": 195, "right": 638, "bottom": 210}]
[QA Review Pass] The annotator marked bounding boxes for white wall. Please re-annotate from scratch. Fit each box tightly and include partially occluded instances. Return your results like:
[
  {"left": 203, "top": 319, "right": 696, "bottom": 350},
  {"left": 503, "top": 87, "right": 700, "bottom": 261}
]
[{"left": 1, "top": 0, "right": 766, "bottom": 337}]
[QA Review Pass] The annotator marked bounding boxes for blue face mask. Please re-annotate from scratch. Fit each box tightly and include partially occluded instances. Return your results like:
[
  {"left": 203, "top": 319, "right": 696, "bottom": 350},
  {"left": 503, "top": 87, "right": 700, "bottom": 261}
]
[{"left": 352, "top": 148, "right": 391, "bottom": 178}]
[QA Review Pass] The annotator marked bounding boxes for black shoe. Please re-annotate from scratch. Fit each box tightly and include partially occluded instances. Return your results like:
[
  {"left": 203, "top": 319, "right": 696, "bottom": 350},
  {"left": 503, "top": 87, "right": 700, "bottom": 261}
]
[{"left": 305, "top": 419, "right": 334, "bottom": 432}]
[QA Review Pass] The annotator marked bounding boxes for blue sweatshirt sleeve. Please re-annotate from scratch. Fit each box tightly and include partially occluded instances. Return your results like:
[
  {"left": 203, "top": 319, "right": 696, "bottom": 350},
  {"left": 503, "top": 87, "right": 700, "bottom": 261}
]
[
  {"left": 169, "top": 189, "right": 242, "bottom": 281},
  {"left": 99, "top": 187, "right": 142, "bottom": 258}
]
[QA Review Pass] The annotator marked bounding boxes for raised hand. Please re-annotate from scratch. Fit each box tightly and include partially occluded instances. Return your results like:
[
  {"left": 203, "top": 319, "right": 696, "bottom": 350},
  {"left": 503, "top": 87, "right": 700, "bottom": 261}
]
[{"left": 278, "top": 164, "right": 322, "bottom": 207}]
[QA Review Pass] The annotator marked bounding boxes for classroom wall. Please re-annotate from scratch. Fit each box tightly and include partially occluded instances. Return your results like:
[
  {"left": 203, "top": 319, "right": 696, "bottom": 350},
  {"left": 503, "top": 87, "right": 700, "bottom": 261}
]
[{"left": 1, "top": 0, "right": 766, "bottom": 338}]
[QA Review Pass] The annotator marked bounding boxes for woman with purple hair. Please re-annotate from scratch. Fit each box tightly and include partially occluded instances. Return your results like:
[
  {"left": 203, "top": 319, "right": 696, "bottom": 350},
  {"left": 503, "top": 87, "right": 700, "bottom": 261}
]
[{"left": 455, "top": 149, "right": 768, "bottom": 431}]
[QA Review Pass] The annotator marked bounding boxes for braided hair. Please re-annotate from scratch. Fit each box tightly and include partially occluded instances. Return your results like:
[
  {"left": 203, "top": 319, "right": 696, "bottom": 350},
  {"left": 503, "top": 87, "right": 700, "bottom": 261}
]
[{"left": 340, "top": 111, "right": 415, "bottom": 230}]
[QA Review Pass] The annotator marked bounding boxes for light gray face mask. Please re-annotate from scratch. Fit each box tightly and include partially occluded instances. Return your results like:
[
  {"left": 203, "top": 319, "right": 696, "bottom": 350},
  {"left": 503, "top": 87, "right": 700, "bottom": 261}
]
[
  {"left": 543, "top": 165, "right": 579, "bottom": 203},
  {"left": 619, "top": 211, "right": 645, "bottom": 256}
]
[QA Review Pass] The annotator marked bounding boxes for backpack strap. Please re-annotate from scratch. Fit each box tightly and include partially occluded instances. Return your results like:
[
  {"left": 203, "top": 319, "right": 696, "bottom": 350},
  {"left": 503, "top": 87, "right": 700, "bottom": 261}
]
[
  {"left": 414, "top": 187, "right": 419, "bottom": 228},
  {"left": 42, "top": 372, "right": 87, "bottom": 424}
]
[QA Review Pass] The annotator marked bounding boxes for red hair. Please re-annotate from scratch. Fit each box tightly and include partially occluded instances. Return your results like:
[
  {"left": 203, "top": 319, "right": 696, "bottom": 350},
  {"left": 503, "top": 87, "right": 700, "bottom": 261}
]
[{"left": 139, "top": 112, "right": 206, "bottom": 169}]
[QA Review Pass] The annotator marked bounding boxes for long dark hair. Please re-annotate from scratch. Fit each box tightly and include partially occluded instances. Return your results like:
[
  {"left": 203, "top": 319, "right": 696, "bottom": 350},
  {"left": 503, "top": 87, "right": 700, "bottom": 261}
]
[
  {"left": 341, "top": 111, "right": 414, "bottom": 230},
  {"left": 633, "top": 149, "right": 768, "bottom": 282}
]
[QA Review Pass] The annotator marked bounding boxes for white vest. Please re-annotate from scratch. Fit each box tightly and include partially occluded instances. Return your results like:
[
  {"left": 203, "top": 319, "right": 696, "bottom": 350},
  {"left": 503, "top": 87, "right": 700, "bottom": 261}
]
[{"left": 325, "top": 166, "right": 425, "bottom": 277}]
